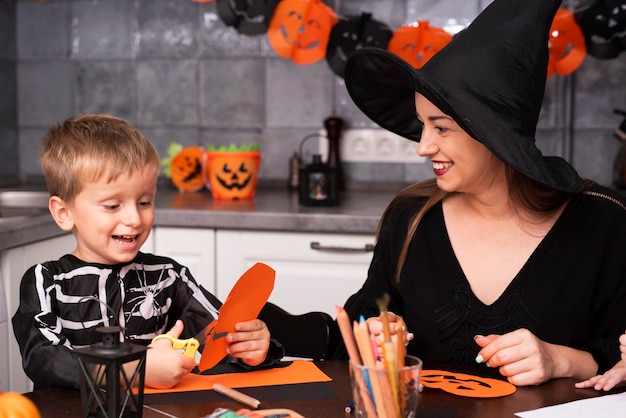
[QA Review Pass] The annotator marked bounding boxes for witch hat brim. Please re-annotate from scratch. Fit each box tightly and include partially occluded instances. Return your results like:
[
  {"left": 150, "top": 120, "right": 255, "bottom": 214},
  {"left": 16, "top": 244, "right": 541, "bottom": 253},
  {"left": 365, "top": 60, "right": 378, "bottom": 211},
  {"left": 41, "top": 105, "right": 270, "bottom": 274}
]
[{"left": 344, "top": 0, "right": 584, "bottom": 193}]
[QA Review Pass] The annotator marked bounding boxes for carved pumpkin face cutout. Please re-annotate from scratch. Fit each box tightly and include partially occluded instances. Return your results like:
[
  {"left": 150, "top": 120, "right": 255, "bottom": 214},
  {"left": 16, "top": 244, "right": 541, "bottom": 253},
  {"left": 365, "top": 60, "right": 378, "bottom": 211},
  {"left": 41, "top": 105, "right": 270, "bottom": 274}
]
[
  {"left": 547, "top": 8, "right": 586, "bottom": 78},
  {"left": 170, "top": 146, "right": 206, "bottom": 193},
  {"left": 420, "top": 370, "right": 516, "bottom": 398},
  {"left": 387, "top": 21, "right": 453, "bottom": 69},
  {"left": 326, "top": 13, "right": 392, "bottom": 77},
  {"left": 204, "top": 151, "right": 261, "bottom": 200},
  {"left": 267, "top": 0, "right": 337, "bottom": 64}
]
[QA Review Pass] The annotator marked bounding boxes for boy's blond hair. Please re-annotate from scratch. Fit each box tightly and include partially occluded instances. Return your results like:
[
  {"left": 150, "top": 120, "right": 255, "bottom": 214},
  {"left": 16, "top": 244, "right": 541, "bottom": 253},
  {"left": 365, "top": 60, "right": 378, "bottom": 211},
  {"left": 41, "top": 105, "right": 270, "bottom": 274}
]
[{"left": 39, "top": 114, "right": 161, "bottom": 202}]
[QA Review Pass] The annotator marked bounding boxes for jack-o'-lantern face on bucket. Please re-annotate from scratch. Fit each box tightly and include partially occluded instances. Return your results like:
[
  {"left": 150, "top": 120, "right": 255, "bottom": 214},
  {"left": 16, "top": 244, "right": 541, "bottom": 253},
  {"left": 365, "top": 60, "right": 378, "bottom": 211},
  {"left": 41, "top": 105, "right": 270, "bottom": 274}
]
[
  {"left": 420, "top": 370, "right": 516, "bottom": 397},
  {"left": 203, "top": 151, "right": 261, "bottom": 200}
]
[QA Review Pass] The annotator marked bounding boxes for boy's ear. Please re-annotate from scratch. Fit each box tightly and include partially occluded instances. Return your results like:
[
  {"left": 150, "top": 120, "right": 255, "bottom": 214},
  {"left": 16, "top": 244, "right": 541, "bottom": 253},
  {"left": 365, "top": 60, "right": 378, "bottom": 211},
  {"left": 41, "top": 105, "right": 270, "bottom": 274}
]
[{"left": 48, "top": 196, "right": 74, "bottom": 231}]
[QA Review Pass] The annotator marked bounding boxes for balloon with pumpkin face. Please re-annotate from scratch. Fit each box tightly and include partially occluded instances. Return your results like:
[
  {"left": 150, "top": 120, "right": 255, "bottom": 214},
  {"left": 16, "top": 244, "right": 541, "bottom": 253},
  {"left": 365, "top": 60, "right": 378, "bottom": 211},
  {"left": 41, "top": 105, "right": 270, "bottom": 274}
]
[
  {"left": 387, "top": 21, "right": 453, "bottom": 69},
  {"left": 547, "top": 8, "right": 586, "bottom": 78},
  {"left": 204, "top": 151, "right": 261, "bottom": 200},
  {"left": 267, "top": 0, "right": 338, "bottom": 64}
]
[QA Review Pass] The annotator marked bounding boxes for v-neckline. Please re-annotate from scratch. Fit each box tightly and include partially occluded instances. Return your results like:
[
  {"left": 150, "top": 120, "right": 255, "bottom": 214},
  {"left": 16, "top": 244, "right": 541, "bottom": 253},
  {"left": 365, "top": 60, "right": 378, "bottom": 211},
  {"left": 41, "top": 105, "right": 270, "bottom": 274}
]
[{"left": 437, "top": 200, "right": 569, "bottom": 308}]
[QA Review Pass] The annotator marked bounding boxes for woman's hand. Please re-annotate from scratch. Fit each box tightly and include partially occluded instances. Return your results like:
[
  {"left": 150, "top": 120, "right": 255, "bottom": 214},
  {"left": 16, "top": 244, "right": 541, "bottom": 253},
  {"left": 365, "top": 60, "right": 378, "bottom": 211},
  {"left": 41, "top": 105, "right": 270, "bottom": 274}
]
[
  {"left": 366, "top": 311, "right": 414, "bottom": 345},
  {"left": 226, "top": 319, "right": 270, "bottom": 367},
  {"left": 145, "top": 320, "right": 197, "bottom": 389},
  {"left": 474, "top": 329, "right": 597, "bottom": 386}
]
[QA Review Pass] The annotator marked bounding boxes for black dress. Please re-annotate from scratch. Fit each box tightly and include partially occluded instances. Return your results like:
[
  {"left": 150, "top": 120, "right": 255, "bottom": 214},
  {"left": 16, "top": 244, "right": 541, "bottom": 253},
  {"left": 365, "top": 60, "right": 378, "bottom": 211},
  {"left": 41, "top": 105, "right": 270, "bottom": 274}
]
[{"left": 337, "top": 184, "right": 626, "bottom": 374}]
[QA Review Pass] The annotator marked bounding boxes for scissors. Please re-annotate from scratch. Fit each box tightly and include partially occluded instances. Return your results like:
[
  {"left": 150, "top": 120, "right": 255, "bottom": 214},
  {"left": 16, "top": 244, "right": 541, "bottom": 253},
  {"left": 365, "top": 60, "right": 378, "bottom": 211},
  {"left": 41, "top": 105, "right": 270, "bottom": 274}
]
[{"left": 151, "top": 319, "right": 224, "bottom": 362}]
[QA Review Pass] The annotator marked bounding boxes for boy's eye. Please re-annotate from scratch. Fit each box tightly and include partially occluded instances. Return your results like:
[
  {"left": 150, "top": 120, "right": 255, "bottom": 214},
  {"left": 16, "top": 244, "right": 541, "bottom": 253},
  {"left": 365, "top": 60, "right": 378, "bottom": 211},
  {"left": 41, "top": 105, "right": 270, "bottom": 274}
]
[
  {"left": 104, "top": 204, "right": 120, "bottom": 210},
  {"left": 139, "top": 201, "right": 152, "bottom": 208}
]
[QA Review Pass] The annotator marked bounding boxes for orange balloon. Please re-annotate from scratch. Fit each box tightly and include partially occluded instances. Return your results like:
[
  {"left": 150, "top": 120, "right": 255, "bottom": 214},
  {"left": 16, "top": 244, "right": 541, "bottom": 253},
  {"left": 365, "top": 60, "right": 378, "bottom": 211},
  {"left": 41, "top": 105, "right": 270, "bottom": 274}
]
[
  {"left": 267, "top": 0, "right": 338, "bottom": 64},
  {"left": 547, "top": 8, "right": 586, "bottom": 77},
  {"left": 387, "top": 21, "right": 452, "bottom": 69}
]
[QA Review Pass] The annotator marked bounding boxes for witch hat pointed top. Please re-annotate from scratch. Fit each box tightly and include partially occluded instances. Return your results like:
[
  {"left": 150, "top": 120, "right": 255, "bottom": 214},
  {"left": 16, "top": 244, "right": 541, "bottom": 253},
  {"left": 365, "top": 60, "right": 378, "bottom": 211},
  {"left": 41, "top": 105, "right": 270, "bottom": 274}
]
[{"left": 345, "top": 0, "right": 583, "bottom": 193}]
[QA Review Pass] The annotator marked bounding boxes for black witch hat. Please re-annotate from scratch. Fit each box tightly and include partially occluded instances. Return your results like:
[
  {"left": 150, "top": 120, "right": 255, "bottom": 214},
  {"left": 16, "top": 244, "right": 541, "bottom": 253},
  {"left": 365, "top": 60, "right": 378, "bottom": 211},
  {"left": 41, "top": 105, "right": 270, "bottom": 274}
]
[{"left": 344, "top": 0, "right": 584, "bottom": 193}]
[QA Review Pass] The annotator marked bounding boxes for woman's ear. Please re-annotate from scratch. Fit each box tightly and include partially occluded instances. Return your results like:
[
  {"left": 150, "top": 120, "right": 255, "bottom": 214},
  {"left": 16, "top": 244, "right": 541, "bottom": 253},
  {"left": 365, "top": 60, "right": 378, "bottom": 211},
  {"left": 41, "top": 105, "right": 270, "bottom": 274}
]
[{"left": 48, "top": 196, "right": 74, "bottom": 231}]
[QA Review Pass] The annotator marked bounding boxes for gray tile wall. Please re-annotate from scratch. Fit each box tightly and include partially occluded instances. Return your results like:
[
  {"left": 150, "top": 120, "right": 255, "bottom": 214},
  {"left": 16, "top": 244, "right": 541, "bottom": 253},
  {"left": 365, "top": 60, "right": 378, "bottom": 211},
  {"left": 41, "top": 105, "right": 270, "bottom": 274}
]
[{"left": 1, "top": 0, "right": 625, "bottom": 188}]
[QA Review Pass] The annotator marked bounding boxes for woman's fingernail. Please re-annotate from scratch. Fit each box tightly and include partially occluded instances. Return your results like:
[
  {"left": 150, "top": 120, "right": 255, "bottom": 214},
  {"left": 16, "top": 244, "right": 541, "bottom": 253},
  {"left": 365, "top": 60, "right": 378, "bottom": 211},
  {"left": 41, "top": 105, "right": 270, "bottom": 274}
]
[
  {"left": 406, "top": 332, "right": 414, "bottom": 341},
  {"left": 474, "top": 335, "right": 484, "bottom": 340},
  {"left": 475, "top": 354, "right": 484, "bottom": 363}
]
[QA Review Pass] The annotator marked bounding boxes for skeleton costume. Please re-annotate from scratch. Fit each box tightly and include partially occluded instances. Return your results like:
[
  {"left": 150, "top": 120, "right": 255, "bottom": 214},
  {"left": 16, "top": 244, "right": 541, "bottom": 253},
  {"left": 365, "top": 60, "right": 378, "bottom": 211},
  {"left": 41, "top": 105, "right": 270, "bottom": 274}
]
[{"left": 12, "top": 252, "right": 274, "bottom": 390}]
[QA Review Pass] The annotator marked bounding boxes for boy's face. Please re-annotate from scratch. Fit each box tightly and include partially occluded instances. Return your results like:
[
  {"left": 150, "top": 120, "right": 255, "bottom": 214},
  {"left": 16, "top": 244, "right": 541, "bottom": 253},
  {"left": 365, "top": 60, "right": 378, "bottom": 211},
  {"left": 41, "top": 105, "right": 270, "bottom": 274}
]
[{"left": 58, "top": 169, "right": 157, "bottom": 265}]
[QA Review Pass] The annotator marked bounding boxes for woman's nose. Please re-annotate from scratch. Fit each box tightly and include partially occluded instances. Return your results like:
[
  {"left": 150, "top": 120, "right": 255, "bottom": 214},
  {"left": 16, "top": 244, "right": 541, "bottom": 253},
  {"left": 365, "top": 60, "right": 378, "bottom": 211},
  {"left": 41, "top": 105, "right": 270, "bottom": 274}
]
[{"left": 417, "top": 129, "right": 437, "bottom": 157}]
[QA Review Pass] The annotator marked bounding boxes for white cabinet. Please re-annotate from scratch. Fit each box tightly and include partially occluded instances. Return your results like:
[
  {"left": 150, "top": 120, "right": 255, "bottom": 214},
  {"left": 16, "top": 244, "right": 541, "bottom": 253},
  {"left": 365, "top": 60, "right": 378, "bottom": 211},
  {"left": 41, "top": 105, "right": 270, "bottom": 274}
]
[
  {"left": 152, "top": 227, "right": 216, "bottom": 293},
  {"left": 215, "top": 230, "right": 375, "bottom": 317},
  {"left": 1, "top": 233, "right": 75, "bottom": 393}
]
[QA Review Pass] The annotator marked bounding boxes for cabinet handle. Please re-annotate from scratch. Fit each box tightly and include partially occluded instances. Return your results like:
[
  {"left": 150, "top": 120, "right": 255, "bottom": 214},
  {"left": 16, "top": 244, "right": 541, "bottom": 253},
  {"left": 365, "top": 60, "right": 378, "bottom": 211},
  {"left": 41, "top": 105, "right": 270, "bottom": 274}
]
[{"left": 310, "top": 241, "right": 374, "bottom": 253}]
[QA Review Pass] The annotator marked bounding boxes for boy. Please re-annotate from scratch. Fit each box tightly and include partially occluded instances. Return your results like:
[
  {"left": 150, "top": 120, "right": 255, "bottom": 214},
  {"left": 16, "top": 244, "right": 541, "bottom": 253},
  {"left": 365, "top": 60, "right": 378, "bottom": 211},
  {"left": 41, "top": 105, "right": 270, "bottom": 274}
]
[
  {"left": 12, "top": 114, "right": 279, "bottom": 390},
  {"left": 576, "top": 332, "right": 626, "bottom": 391}
]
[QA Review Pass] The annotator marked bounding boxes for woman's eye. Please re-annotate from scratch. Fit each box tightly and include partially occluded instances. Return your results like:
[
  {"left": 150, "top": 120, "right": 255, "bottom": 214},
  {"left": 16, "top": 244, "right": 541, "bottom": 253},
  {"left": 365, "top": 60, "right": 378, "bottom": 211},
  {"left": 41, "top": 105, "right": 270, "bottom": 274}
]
[{"left": 435, "top": 126, "right": 448, "bottom": 134}]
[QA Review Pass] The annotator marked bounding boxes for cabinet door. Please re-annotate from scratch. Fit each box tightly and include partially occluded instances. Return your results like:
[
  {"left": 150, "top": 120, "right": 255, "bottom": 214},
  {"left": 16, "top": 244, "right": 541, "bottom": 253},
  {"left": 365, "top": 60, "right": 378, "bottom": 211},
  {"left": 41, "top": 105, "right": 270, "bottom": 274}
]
[
  {"left": 1, "top": 233, "right": 75, "bottom": 393},
  {"left": 152, "top": 227, "right": 216, "bottom": 293},
  {"left": 216, "top": 230, "right": 374, "bottom": 317}
]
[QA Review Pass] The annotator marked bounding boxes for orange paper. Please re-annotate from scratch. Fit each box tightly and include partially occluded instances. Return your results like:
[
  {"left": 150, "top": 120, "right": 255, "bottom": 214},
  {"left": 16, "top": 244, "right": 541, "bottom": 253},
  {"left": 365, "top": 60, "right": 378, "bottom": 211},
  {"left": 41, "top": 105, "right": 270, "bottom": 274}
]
[
  {"left": 199, "top": 262, "right": 276, "bottom": 371},
  {"left": 420, "top": 369, "right": 516, "bottom": 398},
  {"left": 144, "top": 360, "right": 332, "bottom": 394}
]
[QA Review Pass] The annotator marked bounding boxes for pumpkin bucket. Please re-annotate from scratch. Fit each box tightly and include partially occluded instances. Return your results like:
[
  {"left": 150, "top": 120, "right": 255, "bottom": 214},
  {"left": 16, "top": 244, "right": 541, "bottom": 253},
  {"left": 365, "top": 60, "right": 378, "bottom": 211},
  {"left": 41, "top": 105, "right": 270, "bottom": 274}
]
[{"left": 203, "top": 151, "right": 261, "bottom": 200}]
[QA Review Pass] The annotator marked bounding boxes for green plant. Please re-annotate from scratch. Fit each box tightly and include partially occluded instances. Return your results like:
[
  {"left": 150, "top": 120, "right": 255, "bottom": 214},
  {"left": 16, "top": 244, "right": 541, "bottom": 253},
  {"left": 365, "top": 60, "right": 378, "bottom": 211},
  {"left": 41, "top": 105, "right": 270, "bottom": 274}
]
[{"left": 206, "top": 143, "right": 260, "bottom": 152}]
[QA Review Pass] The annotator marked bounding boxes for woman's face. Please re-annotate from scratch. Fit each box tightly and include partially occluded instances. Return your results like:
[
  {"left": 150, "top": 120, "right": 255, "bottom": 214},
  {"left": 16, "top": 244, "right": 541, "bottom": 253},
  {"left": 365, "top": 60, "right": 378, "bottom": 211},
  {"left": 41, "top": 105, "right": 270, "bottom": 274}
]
[{"left": 415, "top": 93, "right": 505, "bottom": 194}]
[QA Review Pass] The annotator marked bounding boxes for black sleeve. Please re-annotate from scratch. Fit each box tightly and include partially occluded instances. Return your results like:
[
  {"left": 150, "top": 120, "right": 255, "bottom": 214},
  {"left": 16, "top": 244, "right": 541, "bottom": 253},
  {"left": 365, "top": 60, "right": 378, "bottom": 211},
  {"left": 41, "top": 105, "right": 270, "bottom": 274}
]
[
  {"left": 331, "top": 197, "right": 423, "bottom": 360},
  {"left": 12, "top": 264, "right": 82, "bottom": 390}
]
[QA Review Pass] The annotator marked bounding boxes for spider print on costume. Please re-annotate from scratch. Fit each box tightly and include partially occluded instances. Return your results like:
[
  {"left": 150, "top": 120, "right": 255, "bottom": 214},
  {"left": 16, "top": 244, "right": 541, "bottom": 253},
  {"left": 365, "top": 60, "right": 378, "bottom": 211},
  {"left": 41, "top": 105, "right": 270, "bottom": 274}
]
[{"left": 125, "top": 264, "right": 172, "bottom": 322}]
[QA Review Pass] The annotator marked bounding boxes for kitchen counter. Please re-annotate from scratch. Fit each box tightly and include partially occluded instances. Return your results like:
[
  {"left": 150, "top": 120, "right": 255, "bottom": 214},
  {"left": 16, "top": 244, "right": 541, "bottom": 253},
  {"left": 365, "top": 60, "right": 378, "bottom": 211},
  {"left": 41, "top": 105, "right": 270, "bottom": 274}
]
[{"left": 0, "top": 186, "right": 398, "bottom": 252}]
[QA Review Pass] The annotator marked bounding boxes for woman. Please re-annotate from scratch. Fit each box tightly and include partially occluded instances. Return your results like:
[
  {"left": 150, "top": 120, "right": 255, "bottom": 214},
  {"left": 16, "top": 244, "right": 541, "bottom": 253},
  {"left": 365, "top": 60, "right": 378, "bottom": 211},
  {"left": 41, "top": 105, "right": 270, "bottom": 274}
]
[{"left": 334, "top": 0, "right": 626, "bottom": 386}]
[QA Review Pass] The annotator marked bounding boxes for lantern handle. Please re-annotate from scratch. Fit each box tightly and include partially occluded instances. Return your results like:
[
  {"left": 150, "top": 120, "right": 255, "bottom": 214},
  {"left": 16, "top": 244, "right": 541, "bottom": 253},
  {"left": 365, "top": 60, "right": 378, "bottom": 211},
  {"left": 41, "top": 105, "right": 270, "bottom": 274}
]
[
  {"left": 77, "top": 296, "right": 126, "bottom": 338},
  {"left": 299, "top": 132, "right": 323, "bottom": 165}
]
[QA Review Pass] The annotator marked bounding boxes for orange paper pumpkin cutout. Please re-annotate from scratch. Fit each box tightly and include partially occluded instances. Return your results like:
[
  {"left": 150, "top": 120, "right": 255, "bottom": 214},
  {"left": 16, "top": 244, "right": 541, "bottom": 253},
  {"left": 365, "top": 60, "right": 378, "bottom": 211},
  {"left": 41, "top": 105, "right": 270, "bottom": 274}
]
[
  {"left": 199, "top": 262, "right": 275, "bottom": 371},
  {"left": 420, "top": 370, "right": 516, "bottom": 398},
  {"left": 547, "top": 8, "right": 586, "bottom": 78},
  {"left": 387, "top": 21, "right": 452, "bottom": 69},
  {"left": 267, "top": 0, "right": 338, "bottom": 64},
  {"left": 170, "top": 146, "right": 206, "bottom": 193},
  {"left": 203, "top": 151, "right": 261, "bottom": 200}
]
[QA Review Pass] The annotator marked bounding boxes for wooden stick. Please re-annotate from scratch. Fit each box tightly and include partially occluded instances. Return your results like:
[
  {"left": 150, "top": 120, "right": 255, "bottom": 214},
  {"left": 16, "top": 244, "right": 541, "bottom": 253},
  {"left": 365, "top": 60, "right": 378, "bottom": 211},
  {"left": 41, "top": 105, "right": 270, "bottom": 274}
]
[{"left": 213, "top": 383, "right": 261, "bottom": 409}]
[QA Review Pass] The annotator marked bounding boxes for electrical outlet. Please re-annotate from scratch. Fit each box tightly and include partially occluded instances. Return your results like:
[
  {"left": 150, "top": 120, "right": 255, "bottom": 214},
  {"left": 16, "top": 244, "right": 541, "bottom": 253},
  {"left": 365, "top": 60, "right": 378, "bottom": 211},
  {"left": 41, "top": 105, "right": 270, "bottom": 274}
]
[{"left": 318, "top": 129, "right": 426, "bottom": 163}]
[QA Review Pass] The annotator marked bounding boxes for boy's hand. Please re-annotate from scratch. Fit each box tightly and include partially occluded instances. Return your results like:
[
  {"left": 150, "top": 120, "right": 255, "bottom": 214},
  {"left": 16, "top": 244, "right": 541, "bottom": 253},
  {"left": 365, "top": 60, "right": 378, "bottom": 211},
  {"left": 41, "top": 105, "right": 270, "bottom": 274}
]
[
  {"left": 225, "top": 319, "right": 270, "bottom": 367},
  {"left": 145, "top": 320, "right": 197, "bottom": 389},
  {"left": 575, "top": 359, "right": 626, "bottom": 391}
]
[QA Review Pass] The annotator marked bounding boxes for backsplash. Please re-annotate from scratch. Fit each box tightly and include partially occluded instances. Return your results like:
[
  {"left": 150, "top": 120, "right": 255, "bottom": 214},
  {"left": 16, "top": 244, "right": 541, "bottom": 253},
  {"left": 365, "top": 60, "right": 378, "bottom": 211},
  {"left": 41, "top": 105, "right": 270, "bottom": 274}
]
[{"left": 0, "top": 0, "right": 624, "bottom": 189}]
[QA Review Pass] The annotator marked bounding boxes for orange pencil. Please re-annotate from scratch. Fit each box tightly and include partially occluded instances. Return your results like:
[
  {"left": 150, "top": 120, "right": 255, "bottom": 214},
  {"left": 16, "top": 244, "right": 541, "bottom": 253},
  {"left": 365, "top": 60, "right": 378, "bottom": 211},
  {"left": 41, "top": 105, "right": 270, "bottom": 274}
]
[{"left": 335, "top": 305, "right": 362, "bottom": 366}]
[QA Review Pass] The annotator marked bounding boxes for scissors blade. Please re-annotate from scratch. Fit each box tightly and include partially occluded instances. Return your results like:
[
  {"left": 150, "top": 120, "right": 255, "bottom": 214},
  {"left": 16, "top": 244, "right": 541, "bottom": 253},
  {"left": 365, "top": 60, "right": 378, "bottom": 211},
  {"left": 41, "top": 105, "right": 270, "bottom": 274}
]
[
  {"left": 193, "top": 320, "right": 216, "bottom": 349},
  {"left": 190, "top": 320, "right": 216, "bottom": 364}
]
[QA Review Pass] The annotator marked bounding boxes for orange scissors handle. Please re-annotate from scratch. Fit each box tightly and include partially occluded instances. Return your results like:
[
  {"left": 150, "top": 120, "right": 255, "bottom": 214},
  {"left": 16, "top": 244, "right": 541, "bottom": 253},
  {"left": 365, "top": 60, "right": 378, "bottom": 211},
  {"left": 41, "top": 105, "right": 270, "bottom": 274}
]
[{"left": 151, "top": 334, "right": 200, "bottom": 359}]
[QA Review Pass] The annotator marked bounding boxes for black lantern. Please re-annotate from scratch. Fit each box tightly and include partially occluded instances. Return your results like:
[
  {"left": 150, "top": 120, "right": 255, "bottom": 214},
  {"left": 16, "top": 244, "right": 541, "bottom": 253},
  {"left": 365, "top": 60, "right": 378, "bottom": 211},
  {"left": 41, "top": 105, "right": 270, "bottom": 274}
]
[
  {"left": 298, "top": 154, "right": 339, "bottom": 206},
  {"left": 74, "top": 326, "right": 147, "bottom": 418}
]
